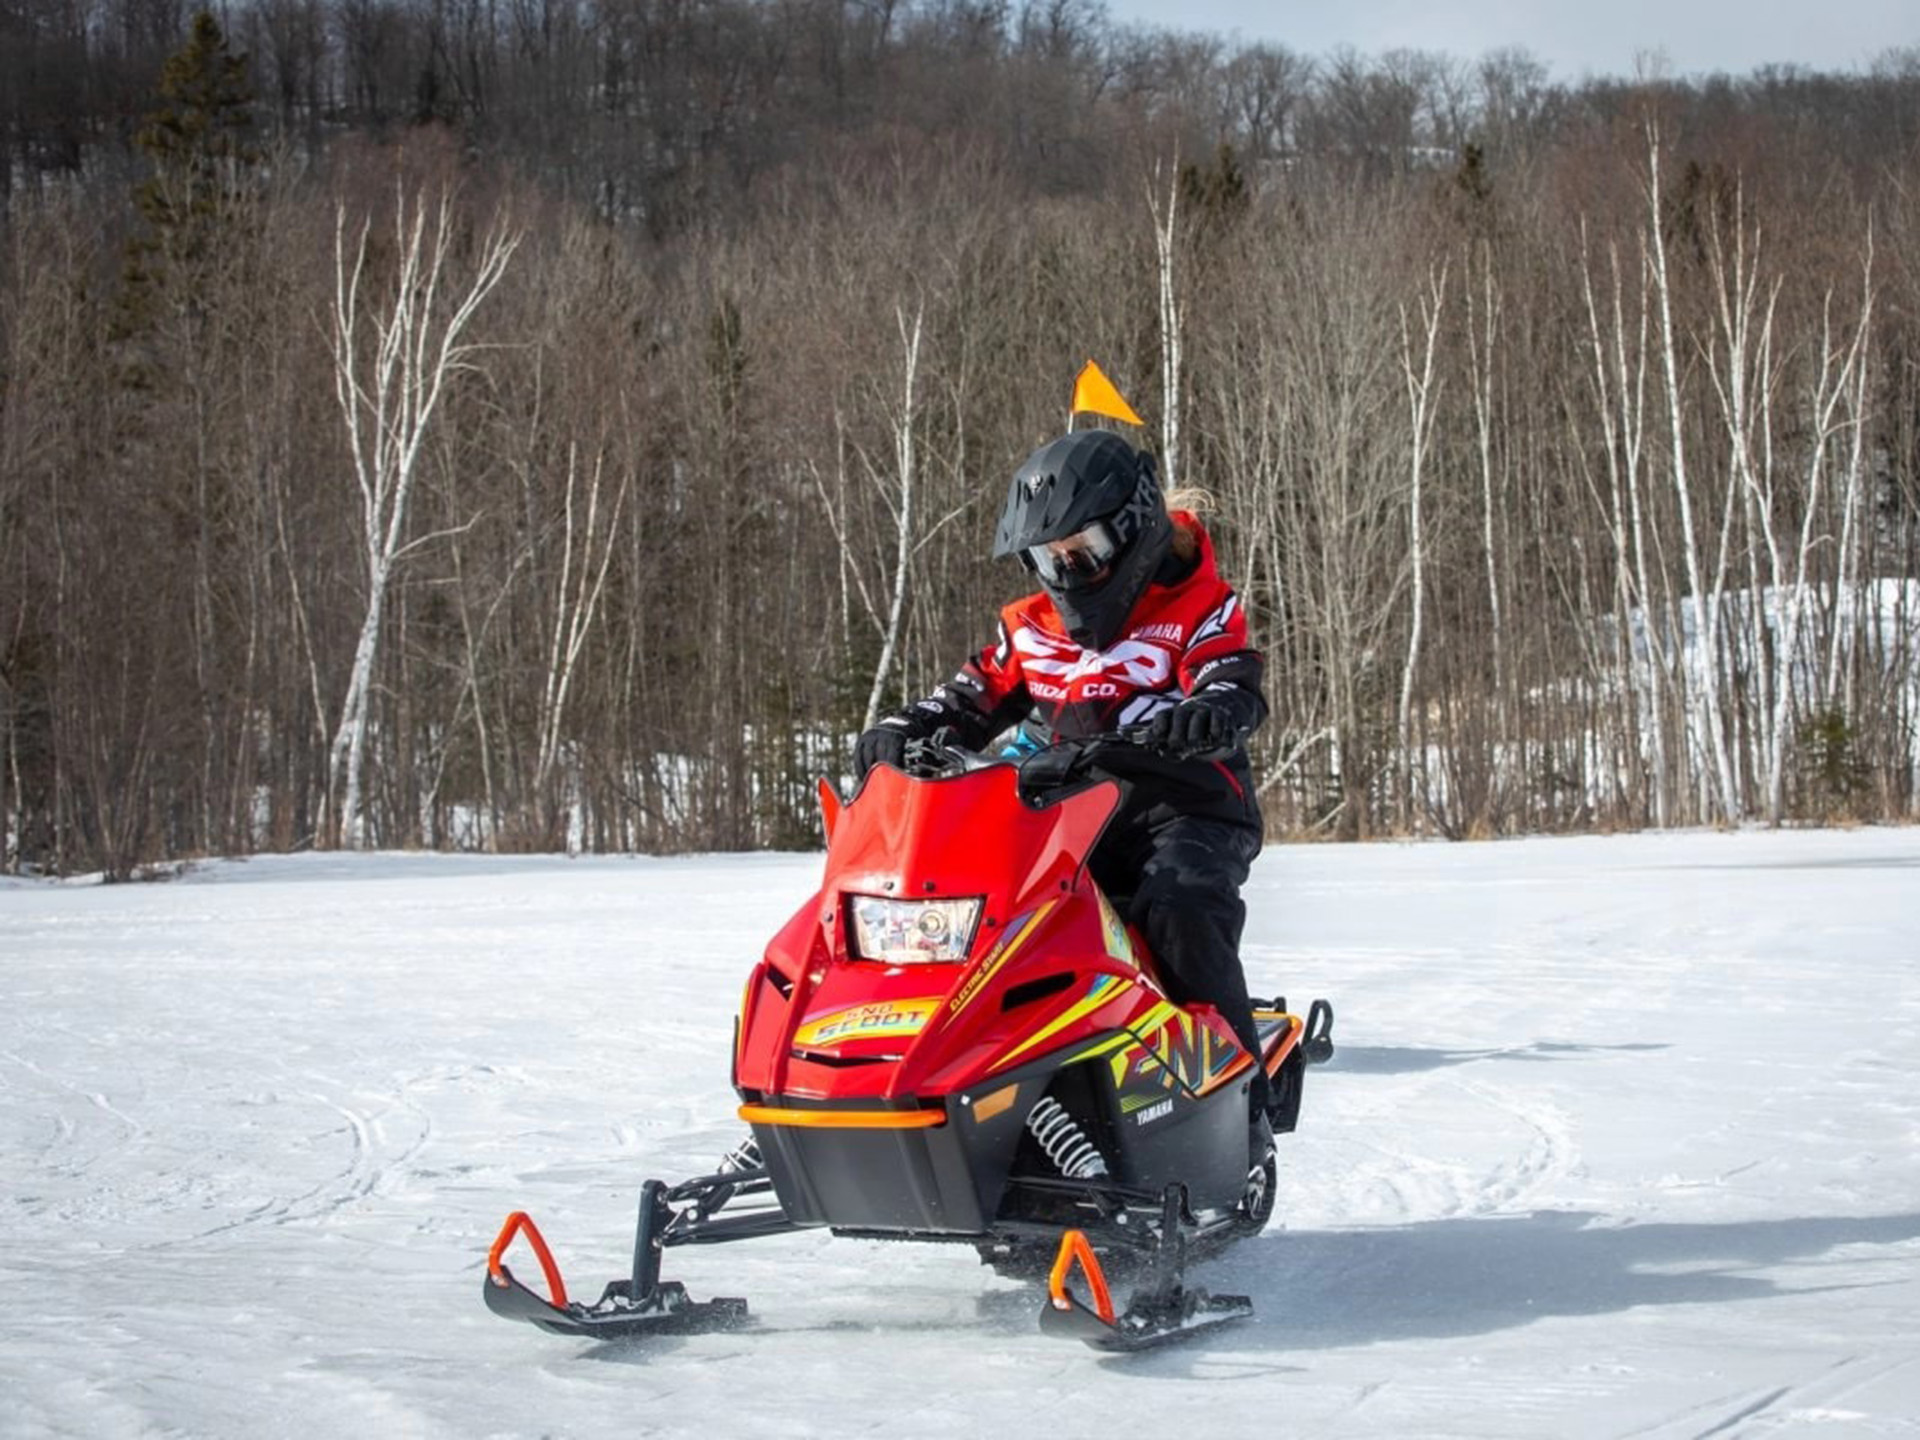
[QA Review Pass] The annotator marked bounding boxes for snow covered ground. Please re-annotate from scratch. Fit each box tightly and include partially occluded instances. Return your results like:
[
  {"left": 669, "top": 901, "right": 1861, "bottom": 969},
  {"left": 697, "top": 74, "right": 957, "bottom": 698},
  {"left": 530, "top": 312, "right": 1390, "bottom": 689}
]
[{"left": 3, "top": 826, "right": 1918, "bottom": 1439}]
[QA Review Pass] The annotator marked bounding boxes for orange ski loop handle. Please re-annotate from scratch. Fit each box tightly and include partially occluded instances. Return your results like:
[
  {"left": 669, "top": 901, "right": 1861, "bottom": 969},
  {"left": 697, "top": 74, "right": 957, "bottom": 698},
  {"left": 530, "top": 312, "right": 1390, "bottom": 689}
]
[
  {"left": 487, "top": 1211, "right": 569, "bottom": 1309},
  {"left": 1047, "top": 1228, "right": 1115, "bottom": 1325}
]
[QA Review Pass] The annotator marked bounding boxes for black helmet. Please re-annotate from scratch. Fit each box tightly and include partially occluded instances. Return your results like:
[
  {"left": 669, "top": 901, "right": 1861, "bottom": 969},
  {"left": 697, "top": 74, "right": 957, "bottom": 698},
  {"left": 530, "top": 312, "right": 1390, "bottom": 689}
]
[{"left": 993, "top": 430, "right": 1171, "bottom": 651}]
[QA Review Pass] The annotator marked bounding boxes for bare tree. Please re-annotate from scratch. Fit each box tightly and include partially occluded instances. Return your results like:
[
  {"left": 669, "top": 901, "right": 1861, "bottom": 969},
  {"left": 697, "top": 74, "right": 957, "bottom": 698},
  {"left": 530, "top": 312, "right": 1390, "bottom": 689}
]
[
  {"left": 1149, "top": 163, "right": 1183, "bottom": 484},
  {"left": 1643, "top": 119, "right": 1742, "bottom": 823},
  {"left": 326, "top": 181, "right": 519, "bottom": 848},
  {"left": 859, "top": 303, "right": 926, "bottom": 731},
  {"left": 1396, "top": 260, "right": 1446, "bottom": 831},
  {"left": 533, "top": 442, "right": 629, "bottom": 835},
  {"left": 1578, "top": 220, "right": 1672, "bottom": 827}
]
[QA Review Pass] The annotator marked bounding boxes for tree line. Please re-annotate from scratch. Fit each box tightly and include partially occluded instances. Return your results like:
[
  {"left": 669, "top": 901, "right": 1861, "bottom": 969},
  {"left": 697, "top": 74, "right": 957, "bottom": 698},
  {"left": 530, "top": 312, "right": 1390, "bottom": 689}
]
[{"left": 3, "top": 6, "right": 1919, "bottom": 874}]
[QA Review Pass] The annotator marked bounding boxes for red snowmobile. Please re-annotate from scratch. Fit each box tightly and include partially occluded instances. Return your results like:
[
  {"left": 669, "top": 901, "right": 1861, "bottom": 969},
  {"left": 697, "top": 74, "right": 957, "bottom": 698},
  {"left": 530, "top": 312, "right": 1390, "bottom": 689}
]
[{"left": 483, "top": 732, "right": 1333, "bottom": 1350}]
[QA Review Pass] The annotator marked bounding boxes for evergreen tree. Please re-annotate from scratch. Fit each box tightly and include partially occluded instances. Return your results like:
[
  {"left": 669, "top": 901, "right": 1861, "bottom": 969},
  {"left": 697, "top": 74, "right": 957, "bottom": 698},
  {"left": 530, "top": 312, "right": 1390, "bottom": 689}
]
[
  {"left": 107, "top": 13, "right": 267, "bottom": 864},
  {"left": 119, "top": 12, "right": 260, "bottom": 344},
  {"left": 1178, "top": 143, "right": 1251, "bottom": 236}
]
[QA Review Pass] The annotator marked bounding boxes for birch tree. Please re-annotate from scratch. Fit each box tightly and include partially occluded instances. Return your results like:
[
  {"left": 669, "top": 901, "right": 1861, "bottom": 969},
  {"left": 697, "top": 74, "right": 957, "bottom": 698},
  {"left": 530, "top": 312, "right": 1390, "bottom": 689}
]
[
  {"left": 867, "top": 306, "right": 924, "bottom": 729},
  {"left": 1773, "top": 269, "right": 1872, "bottom": 821},
  {"left": 1578, "top": 223, "right": 1671, "bottom": 826},
  {"left": 1465, "top": 242, "right": 1507, "bottom": 710},
  {"left": 814, "top": 303, "right": 933, "bottom": 733},
  {"left": 1644, "top": 122, "right": 1742, "bottom": 822},
  {"left": 1397, "top": 261, "right": 1446, "bottom": 831},
  {"left": 1823, "top": 233, "right": 1877, "bottom": 711},
  {"left": 533, "top": 442, "right": 629, "bottom": 835},
  {"left": 1699, "top": 195, "right": 1783, "bottom": 802},
  {"left": 1697, "top": 198, "right": 1875, "bottom": 823},
  {"left": 1149, "top": 166, "right": 1183, "bottom": 485},
  {"left": 326, "top": 183, "right": 519, "bottom": 848}
]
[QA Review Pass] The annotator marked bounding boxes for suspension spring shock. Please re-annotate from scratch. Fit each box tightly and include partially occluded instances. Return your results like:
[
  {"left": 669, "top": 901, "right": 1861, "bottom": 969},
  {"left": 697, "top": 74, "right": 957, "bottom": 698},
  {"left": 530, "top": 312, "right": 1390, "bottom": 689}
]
[{"left": 1026, "top": 1096, "right": 1109, "bottom": 1179}]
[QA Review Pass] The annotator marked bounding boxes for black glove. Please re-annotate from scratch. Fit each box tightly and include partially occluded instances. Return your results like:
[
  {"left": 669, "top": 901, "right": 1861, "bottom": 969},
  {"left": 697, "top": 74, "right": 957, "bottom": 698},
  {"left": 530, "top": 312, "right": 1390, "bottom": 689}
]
[
  {"left": 853, "top": 718, "right": 915, "bottom": 778},
  {"left": 1144, "top": 692, "right": 1243, "bottom": 760}
]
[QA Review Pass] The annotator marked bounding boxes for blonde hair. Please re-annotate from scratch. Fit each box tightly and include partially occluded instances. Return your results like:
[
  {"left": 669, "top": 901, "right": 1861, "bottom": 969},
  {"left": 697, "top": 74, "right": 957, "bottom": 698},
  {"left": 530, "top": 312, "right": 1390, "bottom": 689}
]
[
  {"left": 1163, "top": 486, "right": 1215, "bottom": 562},
  {"left": 1163, "top": 485, "right": 1217, "bottom": 515}
]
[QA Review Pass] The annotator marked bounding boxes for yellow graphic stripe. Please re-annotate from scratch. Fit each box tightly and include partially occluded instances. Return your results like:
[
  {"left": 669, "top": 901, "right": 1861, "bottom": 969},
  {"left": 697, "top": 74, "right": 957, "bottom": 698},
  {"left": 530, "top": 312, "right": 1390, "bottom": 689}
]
[
  {"left": 997, "top": 976, "right": 1132, "bottom": 1069},
  {"left": 1063, "top": 1033, "right": 1134, "bottom": 1067},
  {"left": 1121, "top": 1003, "right": 1202, "bottom": 1095},
  {"left": 946, "top": 901, "right": 1056, "bottom": 1019}
]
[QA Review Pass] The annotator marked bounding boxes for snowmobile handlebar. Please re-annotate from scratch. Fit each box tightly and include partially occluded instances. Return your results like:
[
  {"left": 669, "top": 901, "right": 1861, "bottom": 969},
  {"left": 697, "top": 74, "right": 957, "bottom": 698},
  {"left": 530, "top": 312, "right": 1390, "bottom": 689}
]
[
  {"left": 898, "top": 725, "right": 1169, "bottom": 799},
  {"left": 897, "top": 727, "right": 1002, "bottom": 777}
]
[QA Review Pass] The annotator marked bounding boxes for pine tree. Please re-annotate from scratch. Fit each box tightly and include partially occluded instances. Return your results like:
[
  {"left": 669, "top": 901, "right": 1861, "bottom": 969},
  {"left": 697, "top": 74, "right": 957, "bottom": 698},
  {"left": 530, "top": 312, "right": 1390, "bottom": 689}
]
[
  {"left": 1177, "top": 143, "right": 1250, "bottom": 236},
  {"left": 107, "top": 12, "right": 266, "bottom": 862},
  {"left": 119, "top": 12, "right": 260, "bottom": 347}
]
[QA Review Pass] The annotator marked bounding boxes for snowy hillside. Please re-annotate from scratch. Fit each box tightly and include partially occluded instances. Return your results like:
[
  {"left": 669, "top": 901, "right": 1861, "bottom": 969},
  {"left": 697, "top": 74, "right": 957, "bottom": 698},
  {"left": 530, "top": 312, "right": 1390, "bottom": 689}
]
[{"left": 4, "top": 828, "right": 1918, "bottom": 1438}]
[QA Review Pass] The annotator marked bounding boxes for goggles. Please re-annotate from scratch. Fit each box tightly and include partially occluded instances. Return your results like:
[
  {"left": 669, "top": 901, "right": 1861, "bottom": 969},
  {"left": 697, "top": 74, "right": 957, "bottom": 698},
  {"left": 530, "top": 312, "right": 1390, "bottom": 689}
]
[{"left": 1027, "top": 522, "right": 1119, "bottom": 587}]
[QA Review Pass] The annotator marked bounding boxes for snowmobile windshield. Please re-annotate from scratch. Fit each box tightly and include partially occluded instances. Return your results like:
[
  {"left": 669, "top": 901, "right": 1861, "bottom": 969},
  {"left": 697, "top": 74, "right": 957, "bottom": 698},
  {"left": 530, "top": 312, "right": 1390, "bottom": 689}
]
[
  {"left": 1027, "top": 522, "right": 1119, "bottom": 589},
  {"left": 831, "top": 762, "right": 1120, "bottom": 922}
]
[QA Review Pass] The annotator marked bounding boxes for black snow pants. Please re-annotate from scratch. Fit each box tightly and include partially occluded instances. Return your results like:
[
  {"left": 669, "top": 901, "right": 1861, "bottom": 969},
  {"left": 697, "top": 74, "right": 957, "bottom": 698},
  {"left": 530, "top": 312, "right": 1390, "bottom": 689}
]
[{"left": 1089, "top": 813, "right": 1268, "bottom": 1114}]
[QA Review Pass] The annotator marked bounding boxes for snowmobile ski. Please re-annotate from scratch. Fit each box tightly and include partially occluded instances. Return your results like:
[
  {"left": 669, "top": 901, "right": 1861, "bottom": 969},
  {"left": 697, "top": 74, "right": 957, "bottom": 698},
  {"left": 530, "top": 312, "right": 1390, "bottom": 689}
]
[
  {"left": 483, "top": 1185, "right": 752, "bottom": 1340},
  {"left": 1040, "top": 1284, "right": 1254, "bottom": 1352},
  {"left": 483, "top": 1263, "right": 750, "bottom": 1339},
  {"left": 1037, "top": 1185, "right": 1254, "bottom": 1351}
]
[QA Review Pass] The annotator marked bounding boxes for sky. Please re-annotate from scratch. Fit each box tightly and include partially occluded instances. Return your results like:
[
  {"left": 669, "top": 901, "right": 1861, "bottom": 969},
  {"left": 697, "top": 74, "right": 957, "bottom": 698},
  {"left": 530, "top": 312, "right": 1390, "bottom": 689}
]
[
  {"left": 1102, "top": 0, "right": 1920, "bottom": 81},
  {"left": 4, "top": 828, "right": 1918, "bottom": 1436}
]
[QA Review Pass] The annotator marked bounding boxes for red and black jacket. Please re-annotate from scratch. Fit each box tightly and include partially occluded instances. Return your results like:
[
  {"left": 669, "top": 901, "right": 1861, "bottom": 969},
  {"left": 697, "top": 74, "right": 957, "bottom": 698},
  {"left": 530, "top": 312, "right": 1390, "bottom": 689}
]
[{"left": 896, "top": 513, "right": 1265, "bottom": 833}]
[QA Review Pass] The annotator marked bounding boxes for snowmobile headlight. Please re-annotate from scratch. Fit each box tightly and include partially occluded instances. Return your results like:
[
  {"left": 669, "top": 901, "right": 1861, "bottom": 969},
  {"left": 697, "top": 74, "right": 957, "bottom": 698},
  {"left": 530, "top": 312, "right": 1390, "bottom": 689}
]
[{"left": 847, "top": 895, "right": 984, "bottom": 965}]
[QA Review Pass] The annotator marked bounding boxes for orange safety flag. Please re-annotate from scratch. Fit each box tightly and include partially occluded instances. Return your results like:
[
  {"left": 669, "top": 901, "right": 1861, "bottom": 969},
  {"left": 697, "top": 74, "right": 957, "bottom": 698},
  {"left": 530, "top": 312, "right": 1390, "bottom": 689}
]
[{"left": 1069, "top": 360, "right": 1145, "bottom": 428}]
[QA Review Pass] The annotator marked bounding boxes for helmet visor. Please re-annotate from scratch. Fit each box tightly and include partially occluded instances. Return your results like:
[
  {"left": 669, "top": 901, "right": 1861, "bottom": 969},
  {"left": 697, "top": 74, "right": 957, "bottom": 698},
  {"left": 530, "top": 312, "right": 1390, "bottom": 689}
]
[{"left": 1027, "top": 522, "right": 1119, "bottom": 588}]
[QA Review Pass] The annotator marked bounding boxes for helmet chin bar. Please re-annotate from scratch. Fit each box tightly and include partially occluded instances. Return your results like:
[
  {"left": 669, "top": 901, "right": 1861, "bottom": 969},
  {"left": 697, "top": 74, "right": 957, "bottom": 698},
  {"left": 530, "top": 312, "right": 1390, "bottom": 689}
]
[
  {"left": 1048, "top": 574, "right": 1128, "bottom": 653},
  {"left": 1045, "top": 502, "right": 1172, "bottom": 652}
]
